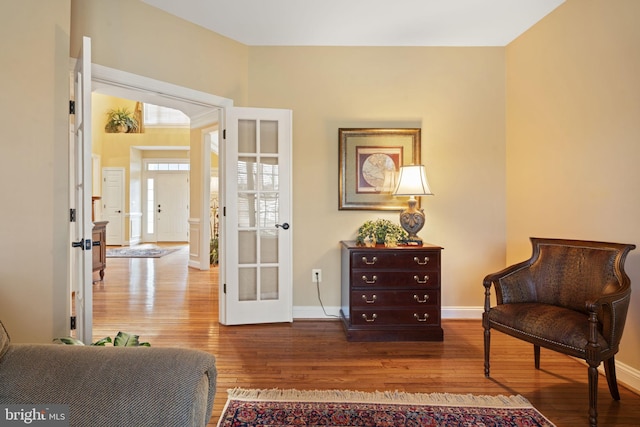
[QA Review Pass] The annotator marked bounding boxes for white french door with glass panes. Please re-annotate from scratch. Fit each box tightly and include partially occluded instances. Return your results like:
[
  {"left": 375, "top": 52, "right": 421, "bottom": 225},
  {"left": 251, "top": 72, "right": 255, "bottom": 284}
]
[{"left": 222, "top": 107, "right": 292, "bottom": 325}]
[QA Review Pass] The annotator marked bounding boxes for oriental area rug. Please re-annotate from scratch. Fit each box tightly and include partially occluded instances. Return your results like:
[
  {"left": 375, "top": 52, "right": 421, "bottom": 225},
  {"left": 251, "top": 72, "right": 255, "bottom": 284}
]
[
  {"left": 217, "top": 388, "right": 556, "bottom": 427},
  {"left": 106, "top": 247, "right": 179, "bottom": 258}
]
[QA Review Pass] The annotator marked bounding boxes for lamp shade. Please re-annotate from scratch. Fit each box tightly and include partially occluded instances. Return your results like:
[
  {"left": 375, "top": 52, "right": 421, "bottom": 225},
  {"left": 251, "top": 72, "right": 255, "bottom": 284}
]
[{"left": 393, "top": 165, "right": 433, "bottom": 196}]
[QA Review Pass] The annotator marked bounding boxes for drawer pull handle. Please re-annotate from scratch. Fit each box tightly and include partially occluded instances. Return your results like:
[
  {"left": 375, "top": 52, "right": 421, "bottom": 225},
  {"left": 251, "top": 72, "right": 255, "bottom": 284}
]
[
  {"left": 414, "top": 294, "right": 430, "bottom": 303},
  {"left": 362, "top": 275, "right": 377, "bottom": 284},
  {"left": 361, "top": 294, "right": 377, "bottom": 304},
  {"left": 414, "top": 313, "right": 430, "bottom": 322},
  {"left": 414, "top": 275, "right": 430, "bottom": 284},
  {"left": 414, "top": 256, "right": 430, "bottom": 265},
  {"left": 362, "top": 313, "right": 377, "bottom": 322},
  {"left": 362, "top": 256, "right": 378, "bottom": 265}
]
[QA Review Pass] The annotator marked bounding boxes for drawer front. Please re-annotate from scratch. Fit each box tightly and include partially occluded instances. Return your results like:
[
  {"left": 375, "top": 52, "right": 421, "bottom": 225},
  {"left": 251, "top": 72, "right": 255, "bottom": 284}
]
[
  {"left": 352, "top": 250, "right": 439, "bottom": 270},
  {"left": 351, "top": 307, "right": 440, "bottom": 326},
  {"left": 351, "top": 271, "right": 439, "bottom": 288},
  {"left": 351, "top": 290, "right": 439, "bottom": 308}
]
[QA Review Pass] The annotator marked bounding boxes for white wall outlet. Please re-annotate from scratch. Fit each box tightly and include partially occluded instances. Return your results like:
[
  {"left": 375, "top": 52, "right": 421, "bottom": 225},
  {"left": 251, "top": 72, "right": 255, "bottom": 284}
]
[{"left": 312, "top": 269, "right": 322, "bottom": 284}]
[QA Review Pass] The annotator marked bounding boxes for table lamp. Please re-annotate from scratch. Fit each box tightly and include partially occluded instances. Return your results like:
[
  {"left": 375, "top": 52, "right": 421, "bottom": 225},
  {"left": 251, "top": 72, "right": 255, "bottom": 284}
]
[{"left": 393, "top": 165, "right": 433, "bottom": 245}]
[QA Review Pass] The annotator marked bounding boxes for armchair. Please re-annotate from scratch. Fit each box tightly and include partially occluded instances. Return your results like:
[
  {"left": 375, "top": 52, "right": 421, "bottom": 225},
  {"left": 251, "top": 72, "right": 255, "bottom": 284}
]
[{"left": 482, "top": 237, "right": 635, "bottom": 427}]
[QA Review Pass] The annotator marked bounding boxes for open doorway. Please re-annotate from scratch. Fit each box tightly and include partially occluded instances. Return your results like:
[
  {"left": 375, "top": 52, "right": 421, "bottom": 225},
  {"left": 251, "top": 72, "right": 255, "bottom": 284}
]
[
  {"left": 90, "top": 63, "right": 228, "bottom": 268},
  {"left": 87, "top": 64, "right": 231, "bottom": 336}
]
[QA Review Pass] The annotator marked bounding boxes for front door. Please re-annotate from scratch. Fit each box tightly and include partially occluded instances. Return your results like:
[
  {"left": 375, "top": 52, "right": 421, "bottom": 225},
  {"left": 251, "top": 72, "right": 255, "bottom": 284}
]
[
  {"left": 156, "top": 172, "right": 189, "bottom": 242},
  {"left": 221, "top": 107, "right": 293, "bottom": 325}
]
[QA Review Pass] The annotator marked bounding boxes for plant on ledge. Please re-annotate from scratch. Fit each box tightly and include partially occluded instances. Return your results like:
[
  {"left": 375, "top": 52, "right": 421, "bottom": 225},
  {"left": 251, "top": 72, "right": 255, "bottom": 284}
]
[
  {"left": 105, "top": 107, "right": 139, "bottom": 133},
  {"left": 54, "top": 331, "right": 150, "bottom": 347},
  {"left": 356, "top": 218, "right": 408, "bottom": 247}
]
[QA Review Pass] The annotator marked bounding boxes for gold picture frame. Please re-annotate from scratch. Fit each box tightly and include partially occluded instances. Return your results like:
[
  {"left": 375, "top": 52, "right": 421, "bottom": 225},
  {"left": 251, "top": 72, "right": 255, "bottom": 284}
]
[{"left": 339, "top": 128, "right": 421, "bottom": 210}]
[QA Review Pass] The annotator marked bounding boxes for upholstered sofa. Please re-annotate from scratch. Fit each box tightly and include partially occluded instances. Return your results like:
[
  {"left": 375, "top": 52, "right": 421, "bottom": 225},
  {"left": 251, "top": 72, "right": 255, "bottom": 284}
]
[{"left": 0, "top": 321, "right": 217, "bottom": 426}]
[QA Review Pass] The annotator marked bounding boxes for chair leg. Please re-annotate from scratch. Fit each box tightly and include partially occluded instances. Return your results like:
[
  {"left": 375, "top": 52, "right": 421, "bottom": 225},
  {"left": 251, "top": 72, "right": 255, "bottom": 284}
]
[
  {"left": 534, "top": 344, "right": 540, "bottom": 369},
  {"left": 603, "top": 356, "right": 620, "bottom": 400},
  {"left": 483, "top": 325, "right": 490, "bottom": 377},
  {"left": 588, "top": 364, "right": 599, "bottom": 427}
]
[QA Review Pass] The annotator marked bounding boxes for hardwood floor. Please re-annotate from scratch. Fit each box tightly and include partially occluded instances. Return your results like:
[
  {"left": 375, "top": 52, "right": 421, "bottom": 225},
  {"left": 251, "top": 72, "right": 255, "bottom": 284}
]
[{"left": 94, "top": 244, "right": 640, "bottom": 426}]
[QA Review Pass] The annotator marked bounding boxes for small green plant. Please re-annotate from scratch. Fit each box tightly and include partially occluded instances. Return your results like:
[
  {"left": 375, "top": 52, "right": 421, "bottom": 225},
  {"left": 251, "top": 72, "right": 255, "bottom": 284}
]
[
  {"left": 54, "top": 331, "right": 150, "bottom": 347},
  {"left": 356, "top": 218, "right": 408, "bottom": 246},
  {"left": 105, "top": 107, "right": 139, "bottom": 133},
  {"left": 210, "top": 235, "right": 219, "bottom": 265}
]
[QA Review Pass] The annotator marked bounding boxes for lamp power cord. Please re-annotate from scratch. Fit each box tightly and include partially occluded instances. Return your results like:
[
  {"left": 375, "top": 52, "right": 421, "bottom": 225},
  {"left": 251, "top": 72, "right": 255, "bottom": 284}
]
[{"left": 315, "top": 272, "right": 339, "bottom": 318}]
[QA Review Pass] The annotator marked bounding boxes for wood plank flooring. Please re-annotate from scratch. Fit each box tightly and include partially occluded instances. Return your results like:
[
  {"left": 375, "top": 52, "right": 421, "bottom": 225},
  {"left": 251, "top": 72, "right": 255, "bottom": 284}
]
[{"left": 94, "top": 244, "right": 640, "bottom": 426}]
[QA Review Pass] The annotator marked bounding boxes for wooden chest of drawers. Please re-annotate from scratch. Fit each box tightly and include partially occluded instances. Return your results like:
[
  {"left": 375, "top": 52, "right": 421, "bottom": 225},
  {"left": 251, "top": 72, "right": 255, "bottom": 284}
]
[{"left": 340, "top": 240, "right": 443, "bottom": 342}]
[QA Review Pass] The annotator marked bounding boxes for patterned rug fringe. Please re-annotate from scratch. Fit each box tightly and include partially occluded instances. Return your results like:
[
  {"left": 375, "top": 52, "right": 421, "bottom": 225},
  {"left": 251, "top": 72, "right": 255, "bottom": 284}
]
[{"left": 226, "top": 388, "right": 533, "bottom": 409}]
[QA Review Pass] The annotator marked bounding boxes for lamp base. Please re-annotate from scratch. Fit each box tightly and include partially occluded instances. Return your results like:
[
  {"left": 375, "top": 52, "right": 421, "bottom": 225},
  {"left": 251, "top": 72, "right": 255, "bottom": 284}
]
[{"left": 399, "top": 197, "right": 425, "bottom": 245}]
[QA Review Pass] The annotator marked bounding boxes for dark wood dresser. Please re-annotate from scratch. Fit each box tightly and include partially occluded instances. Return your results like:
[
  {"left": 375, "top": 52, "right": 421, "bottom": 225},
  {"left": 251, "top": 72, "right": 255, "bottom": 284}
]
[
  {"left": 340, "top": 240, "right": 443, "bottom": 342},
  {"left": 92, "top": 221, "right": 108, "bottom": 282}
]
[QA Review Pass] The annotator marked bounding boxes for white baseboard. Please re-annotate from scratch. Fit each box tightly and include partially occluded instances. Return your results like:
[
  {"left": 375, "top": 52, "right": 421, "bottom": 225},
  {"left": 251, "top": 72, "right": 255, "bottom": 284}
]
[
  {"left": 292, "top": 305, "right": 484, "bottom": 320},
  {"left": 292, "top": 304, "right": 640, "bottom": 395},
  {"left": 293, "top": 305, "right": 342, "bottom": 319},
  {"left": 615, "top": 360, "right": 640, "bottom": 395}
]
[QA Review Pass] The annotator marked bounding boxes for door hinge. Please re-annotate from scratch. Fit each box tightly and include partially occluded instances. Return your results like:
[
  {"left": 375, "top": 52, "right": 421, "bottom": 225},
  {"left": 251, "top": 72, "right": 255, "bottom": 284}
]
[
  {"left": 69, "top": 100, "right": 75, "bottom": 115},
  {"left": 223, "top": 129, "right": 226, "bottom": 140},
  {"left": 70, "top": 316, "right": 76, "bottom": 330},
  {"left": 223, "top": 283, "right": 227, "bottom": 294},
  {"left": 223, "top": 206, "right": 226, "bottom": 216},
  {"left": 70, "top": 208, "right": 76, "bottom": 222}
]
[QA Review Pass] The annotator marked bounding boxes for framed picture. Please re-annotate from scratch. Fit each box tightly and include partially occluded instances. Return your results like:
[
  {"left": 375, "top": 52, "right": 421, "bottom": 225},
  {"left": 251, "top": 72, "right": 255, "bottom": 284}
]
[{"left": 339, "top": 128, "right": 421, "bottom": 210}]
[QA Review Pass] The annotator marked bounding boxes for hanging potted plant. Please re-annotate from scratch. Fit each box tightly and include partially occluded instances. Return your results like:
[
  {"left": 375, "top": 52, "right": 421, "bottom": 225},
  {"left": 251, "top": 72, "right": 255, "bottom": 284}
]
[
  {"left": 105, "top": 107, "right": 139, "bottom": 133},
  {"left": 356, "top": 218, "right": 408, "bottom": 247}
]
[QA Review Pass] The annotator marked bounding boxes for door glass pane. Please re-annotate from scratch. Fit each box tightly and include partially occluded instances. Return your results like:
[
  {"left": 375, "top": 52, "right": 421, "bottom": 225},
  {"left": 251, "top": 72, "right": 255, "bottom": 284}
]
[
  {"left": 239, "top": 267, "right": 257, "bottom": 301},
  {"left": 261, "top": 267, "right": 279, "bottom": 300},
  {"left": 260, "top": 230, "right": 278, "bottom": 263},
  {"left": 238, "top": 230, "right": 257, "bottom": 264},
  {"left": 238, "top": 157, "right": 257, "bottom": 191},
  {"left": 259, "top": 193, "right": 278, "bottom": 227},
  {"left": 238, "top": 119, "right": 256, "bottom": 153},
  {"left": 146, "top": 178, "right": 154, "bottom": 234},
  {"left": 260, "top": 157, "right": 279, "bottom": 191},
  {"left": 260, "top": 120, "right": 278, "bottom": 154},
  {"left": 238, "top": 193, "right": 257, "bottom": 227}
]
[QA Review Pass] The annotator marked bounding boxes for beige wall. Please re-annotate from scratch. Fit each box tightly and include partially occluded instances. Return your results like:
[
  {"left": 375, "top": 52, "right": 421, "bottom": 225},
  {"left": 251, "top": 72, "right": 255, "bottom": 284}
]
[
  {"left": 0, "top": 0, "right": 71, "bottom": 341},
  {"left": 506, "top": 0, "right": 640, "bottom": 370},
  {"left": 248, "top": 47, "right": 507, "bottom": 309},
  {"left": 70, "top": 0, "right": 249, "bottom": 105}
]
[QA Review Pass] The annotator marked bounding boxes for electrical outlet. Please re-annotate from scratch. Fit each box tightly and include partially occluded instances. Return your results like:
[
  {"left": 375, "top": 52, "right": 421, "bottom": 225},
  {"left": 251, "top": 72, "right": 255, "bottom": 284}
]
[{"left": 312, "top": 269, "right": 322, "bottom": 284}]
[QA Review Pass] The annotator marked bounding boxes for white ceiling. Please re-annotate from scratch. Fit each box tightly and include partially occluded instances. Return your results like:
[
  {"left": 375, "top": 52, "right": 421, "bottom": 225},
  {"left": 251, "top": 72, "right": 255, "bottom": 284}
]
[{"left": 141, "top": 0, "right": 565, "bottom": 47}]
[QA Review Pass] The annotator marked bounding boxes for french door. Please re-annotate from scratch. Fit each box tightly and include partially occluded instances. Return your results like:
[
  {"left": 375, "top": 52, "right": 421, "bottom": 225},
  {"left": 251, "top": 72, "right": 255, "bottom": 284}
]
[
  {"left": 222, "top": 107, "right": 293, "bottom": 325},
  {"left": 70, "top": 36, "right": 93, "bottom": 344}
]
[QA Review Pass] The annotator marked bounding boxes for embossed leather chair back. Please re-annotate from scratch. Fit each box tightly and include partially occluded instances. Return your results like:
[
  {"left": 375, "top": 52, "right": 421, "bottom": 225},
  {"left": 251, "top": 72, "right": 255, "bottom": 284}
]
[{"left": 530, "top": 243, "right": 623, "bottom": 312}]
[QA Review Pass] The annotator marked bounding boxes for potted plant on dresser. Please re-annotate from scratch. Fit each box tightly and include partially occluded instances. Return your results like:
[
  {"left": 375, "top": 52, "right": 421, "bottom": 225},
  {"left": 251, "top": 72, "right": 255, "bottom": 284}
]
[{"left": 356, "top": 218, "right": 408, "bottom": 247}]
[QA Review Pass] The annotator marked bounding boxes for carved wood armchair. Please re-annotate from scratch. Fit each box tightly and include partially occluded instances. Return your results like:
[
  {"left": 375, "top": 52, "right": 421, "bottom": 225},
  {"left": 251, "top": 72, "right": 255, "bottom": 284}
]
[{"left": 482, "top": 237, "right": 635, "bottom": 427}]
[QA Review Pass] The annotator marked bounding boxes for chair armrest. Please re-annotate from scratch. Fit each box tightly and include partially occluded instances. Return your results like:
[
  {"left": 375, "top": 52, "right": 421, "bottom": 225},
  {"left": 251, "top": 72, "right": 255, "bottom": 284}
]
[
  {"left": 483, "top": 259, "right": 535, "bottom": 306},
  {"left": 0, "top": 344, "right": 217, "bottom": 427},
  {"left": 586, "top": 287, "right": 631, "bottom": 349}
]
